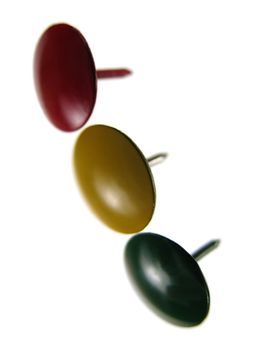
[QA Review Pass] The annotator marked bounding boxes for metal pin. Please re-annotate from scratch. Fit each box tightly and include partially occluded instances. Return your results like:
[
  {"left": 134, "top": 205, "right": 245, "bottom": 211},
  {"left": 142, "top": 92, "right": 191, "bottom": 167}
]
[
  {"left": 192, "top": 239, "right": 220, "bottom": 261},
  {"left": 147, "top": 153, "right": 168, "bottom": 167},
  {"left": 96, "top": 68, "right": 132, "bottom": 78}
]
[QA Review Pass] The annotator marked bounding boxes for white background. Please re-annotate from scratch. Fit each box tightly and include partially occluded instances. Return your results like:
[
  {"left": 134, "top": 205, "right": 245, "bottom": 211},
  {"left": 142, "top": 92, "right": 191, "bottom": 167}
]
[{"left": 0, "top": 0, "right": 262, "bottom": 349}]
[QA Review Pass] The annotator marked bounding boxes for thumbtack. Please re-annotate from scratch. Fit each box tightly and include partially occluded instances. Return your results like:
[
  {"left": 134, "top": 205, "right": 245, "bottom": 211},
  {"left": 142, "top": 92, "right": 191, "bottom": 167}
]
[
  {"left": 73, "top": 125, "right": 168, "bottom": 234},
  {"left": 125, "top": 233, "right": 220, "bottom": 326},
  {"left": 34, "top": 23, "right": 132, "bottom": 132}
]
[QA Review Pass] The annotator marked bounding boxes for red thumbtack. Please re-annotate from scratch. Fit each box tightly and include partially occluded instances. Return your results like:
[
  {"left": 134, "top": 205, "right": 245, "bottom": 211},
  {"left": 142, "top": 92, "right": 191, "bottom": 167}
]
[{"left": 34, "top": 23, "right": 132, "bottom": 132}]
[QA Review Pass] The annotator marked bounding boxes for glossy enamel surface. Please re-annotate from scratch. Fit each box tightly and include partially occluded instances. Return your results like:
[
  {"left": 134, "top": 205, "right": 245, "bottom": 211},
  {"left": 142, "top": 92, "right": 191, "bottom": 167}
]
[
  {"left": 34, "top": 23, "right": 97, "bottom": 131},
  {"left": 125, "top": 233, "right": 210, "bottom": 326},
  {"left": 74, "top": 125, "right": 155, "bottom": 233}
]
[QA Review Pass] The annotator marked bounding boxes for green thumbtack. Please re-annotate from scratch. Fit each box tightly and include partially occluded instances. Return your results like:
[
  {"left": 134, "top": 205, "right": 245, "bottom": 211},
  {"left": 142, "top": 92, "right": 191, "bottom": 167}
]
[{"left": 125, "top": 233, "right": 220, "bottom": 326}]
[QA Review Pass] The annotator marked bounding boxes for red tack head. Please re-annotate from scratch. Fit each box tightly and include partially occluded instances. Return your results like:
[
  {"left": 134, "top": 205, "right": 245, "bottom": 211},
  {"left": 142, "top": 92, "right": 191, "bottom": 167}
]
[{"left": 34, "top": 23, "right": 97, "bottom": 132}]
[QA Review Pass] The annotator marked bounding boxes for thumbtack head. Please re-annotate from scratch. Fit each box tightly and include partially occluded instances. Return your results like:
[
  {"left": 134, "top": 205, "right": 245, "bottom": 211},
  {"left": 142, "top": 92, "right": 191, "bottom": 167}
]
[
  {"left": 125, "top": 233, "right": 214, "bottom": 326},
  {"left": 73, "top": 125, "right": 156, "bottom": 233},
  {"left": 34, "top": 23, "right": 131, "bottom": 132}
]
